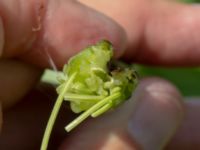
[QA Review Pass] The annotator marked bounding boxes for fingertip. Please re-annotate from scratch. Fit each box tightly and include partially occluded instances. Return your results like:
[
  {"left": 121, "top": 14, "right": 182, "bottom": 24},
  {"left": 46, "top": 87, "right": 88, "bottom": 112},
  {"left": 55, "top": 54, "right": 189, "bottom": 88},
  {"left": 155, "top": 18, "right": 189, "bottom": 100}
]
[
  {"left": 136, "top": 77, "right": 184, "bottom": 110},
  {"left": 128, "top": 77, "right": 185, "bottom": 149},
  {"left": 166, "top": 99, "right": 200, "bottom": 150},
  {"left": 58, "top": 78, "right": 184, "bottom": 150},
  {"left": 26, "top": 0, "right": 127, "bottom": 68},
  {"left": 132, "top": 1, "right": 200, "bottom": 66}
]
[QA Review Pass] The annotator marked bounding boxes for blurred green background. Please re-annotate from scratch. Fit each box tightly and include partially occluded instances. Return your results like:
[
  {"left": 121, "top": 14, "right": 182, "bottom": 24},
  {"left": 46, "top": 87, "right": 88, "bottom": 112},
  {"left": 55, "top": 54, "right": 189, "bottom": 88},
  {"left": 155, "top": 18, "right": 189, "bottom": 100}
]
[
  {"left": 183, "top": 0, "right": 200, "bottom": 3},
  {"left": 135, "top": 65, "right": 200, "bottom": 96},
  {"left": 42, "top": 0, "right": 200, "bottom": 97}
]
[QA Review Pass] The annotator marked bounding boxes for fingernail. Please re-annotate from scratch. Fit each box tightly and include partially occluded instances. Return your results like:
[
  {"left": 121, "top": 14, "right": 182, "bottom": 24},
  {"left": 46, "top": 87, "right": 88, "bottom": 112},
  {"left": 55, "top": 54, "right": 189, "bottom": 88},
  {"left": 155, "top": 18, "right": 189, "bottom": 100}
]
[
  {"left": 127, "top": 78, "right": 184, "bottom": 150},
  {"left": 0, "top": 18, "right": 4, "bottom": 57}
]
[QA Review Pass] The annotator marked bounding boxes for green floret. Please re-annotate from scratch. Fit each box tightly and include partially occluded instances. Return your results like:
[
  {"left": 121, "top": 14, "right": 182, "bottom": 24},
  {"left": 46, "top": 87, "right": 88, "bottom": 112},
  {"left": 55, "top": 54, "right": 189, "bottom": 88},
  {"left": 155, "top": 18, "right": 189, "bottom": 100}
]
[
  {"left": 41, "top": 40, "right": 138, "bottom": 150},
  {"left": 65, "top": 40, "right": 113, "bottom": 80}
]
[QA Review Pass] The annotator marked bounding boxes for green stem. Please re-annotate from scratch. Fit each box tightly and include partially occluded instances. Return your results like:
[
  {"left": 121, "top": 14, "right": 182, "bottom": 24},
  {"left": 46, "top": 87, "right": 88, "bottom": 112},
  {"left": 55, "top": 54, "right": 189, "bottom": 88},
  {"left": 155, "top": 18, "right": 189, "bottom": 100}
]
[
  {"left": 65, "top": 92, "right": 121, "bottom": 132},
  {"left": 91, "top": 103, "right": 112, "bottom": 117},
  {"left": 40, "top": 73, "right": 77, "bottom": 150},
  {"left": 64, "top": 93, "right": 105, "bottom": 102}
]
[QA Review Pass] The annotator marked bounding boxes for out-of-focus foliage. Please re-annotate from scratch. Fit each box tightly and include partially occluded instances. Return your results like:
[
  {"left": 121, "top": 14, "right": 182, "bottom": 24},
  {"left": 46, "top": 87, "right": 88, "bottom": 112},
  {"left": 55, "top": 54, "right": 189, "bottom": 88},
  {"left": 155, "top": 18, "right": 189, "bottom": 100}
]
[
  {"left": 182, "top": 0, "right": 200, "bottom": 3},
  {"left": 135, "top": 65, "right": 200, "bottom": 96}
]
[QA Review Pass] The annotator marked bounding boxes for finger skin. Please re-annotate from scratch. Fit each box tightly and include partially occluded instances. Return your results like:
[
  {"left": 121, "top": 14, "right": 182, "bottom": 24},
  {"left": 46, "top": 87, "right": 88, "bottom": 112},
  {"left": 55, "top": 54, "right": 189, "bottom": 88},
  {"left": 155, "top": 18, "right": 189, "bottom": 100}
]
[
  {"left": 1, "top": 83, "right": 200, "bottom": 149},
  {"left": 166, "top": 99, "right": 200, "bottom": 150},
  {"left": 80, "top": 0, "right": 200, "bottom": 66},
  {"left": 0, "top": 0, "right": 126, "bottom": 124},
  {"left": 79, "top": 0, "right": 148, "bottom": 63},
  {"left": 0, "top": 0, "right": 126, "bottom": 68},
  {"left": 0, "top": 0, "right": 44, "bottom": 134},
  {"left": 0, "top": 83, "right": 75, "bottom": 150},
  {"left": 25, "top": 0, "right": 126, "bottom": 68},
  {"left": 0, "top": 0, "right": 46, "bottom": 57},
  {"left": 128, "top": 78, "right": 184, "bottom": 150},
  {"left": 0, "top": 60, "right": 41, "bottom": 110},
  {"left": 59, "top": 78, "right": 184, "bottom": 150},
  {"left": 0, "top": 60, "right": 40, "bottom": 136},
  {"left": 136, "top": 1, "right": 200, "bottom": 66}
]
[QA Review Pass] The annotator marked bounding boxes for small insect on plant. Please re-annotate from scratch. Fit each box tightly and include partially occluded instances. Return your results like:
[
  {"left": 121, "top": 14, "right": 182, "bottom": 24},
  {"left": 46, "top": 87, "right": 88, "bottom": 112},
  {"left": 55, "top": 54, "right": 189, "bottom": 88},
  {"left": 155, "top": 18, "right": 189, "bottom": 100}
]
[{"left": 40, "top": 40, "right": 138, "bottom": 150}]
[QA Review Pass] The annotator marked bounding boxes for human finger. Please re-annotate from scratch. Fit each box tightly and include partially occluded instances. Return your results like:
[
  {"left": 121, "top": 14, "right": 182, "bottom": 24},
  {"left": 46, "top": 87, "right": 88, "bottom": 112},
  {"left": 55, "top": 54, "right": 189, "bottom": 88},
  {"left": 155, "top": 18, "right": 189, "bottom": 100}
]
[
  {"left": 0, "top": 0, "right": 126, "bottom": 68},
  {"left": 0, "top": 60, "right": 41, "bottom": 134},
  {"left": 80, "top": 0, "right": 200, "bottom": 66},
  {"left": 0, "top": 60, "right": 41, "bottom": 110},
  {"left": 0, "top": 83, "right": 74, "bottom": 149},
  {"left": 59, "top": 77, "right": 184, "bottom": 150},
  {"left": 166, "top": 98, "right": 200, "bottom": 150}
]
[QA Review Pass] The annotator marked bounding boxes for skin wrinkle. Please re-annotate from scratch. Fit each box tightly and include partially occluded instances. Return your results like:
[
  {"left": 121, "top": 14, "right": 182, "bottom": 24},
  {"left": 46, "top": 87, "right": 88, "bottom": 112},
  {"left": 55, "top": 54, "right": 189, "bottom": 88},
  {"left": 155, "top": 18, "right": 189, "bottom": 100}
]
[
  {"left": 22, "top": 0, "right": 126, "bottom": 68},
  {"left": 35, "top": 0, "right": 86, "bottom": 67},
  {"left": 32, "top": 0, "right": 46, "bottom": 32},
  {"left": 23, "top": 0, "right": 46, "bottom": 55},
  {"left": 20, "top": 0, "right": 50, "bottom": 67},
  {"left": 19, "top": 0, "right": 64, "bottom": 69},
  {"left": 0, "top": 0, "right": 47, "bottom": 58}
]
